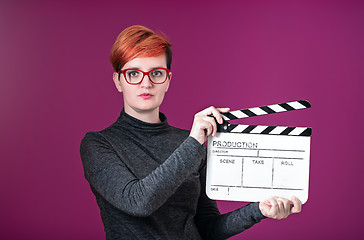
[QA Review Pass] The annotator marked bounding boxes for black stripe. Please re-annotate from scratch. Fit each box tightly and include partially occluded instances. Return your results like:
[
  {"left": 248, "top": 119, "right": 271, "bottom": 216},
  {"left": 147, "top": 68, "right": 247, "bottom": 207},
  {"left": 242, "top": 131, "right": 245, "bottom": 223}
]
[
  {"left": 280, "top": 127, "right": 295, "bottom": 135},
  {"left": 260, "top": 106, "right": 276, "bottom": 114},
  {"left": 279, "top": 103, "right": 295, "bottom": 111},
  {"left": 226, "top": 124, "right": 238, "bottom": 132},
  {"left": 261, "top": 126, "right": 276, "bottom": 134},
  {"left": 298, "top": 100, "right": 312, "bottom": 108},
  {"left": 222, "top": 112, "right": 238, "bottom": 120},
  {"left": 299, "top": 128, "right": 312, "bottom": 136},
  {"left": 242, "top": 125, "right": 257, "bottom": 133},
  {"left": 241, "top": 109, "right": 257, "bottom": 117}
]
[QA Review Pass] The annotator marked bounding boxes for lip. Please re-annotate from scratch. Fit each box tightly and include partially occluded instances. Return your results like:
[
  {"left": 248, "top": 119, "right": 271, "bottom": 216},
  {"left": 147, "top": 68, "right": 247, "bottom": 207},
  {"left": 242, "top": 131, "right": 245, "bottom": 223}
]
[{"left": 139, "top": 93, "right": 152, "bottom": 99}]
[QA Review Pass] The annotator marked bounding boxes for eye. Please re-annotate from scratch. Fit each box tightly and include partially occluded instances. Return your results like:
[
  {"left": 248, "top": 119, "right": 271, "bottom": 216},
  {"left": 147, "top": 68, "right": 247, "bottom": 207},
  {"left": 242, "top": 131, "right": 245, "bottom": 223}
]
[
  {"left": 127, "top": 70, "right": 140, "bottom": 78},
  {"left": 151, "top": 70, "right": 162, "bottom": 77}
]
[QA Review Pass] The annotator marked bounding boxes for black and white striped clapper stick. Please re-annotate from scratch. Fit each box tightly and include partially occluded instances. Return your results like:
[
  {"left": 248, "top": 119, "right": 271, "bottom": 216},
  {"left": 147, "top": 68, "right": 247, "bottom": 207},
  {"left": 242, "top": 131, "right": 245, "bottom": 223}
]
[{"left": 218, "top": 100, "right": 312, "bottom": 136}]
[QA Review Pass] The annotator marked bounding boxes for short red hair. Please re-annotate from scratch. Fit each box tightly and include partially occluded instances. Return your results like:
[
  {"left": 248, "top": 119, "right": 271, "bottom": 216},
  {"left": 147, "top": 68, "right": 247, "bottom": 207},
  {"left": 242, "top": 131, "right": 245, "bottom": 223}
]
[{"left": 110, "top": 25, "right": 172, "bottom": 72}]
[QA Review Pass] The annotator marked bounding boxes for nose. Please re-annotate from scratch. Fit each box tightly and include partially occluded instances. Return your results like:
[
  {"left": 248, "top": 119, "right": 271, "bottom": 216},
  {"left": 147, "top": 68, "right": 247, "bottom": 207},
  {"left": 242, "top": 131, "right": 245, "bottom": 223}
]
[{"left": 139, "top": 73, "right": 153, "bottom": 88}]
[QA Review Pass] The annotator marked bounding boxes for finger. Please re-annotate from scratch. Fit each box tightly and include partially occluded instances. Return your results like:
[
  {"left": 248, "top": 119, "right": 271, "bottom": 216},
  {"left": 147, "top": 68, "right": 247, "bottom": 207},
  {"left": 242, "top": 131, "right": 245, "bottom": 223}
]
[
  {"left": 203, "top": 106, "right": 230, "bottom": 124},
  {"left": 276, "top": 198, "right": 285, "bottom": 217},
  {"left": 283, "top": 199, "right": 291, "bottom": 213},
  {"left": 267, "top": 197, "right": 278, "bottom": 207},
  {"left": 263, "top": 199, "right": 272, "bottom": 206},
  {"left": 290, "top": 196, "right": 302, "bottom": 214},
  {"left": 202, "top": 107, "right": 230, "bottom": 115},
  {"left": 203, "top": 106, "right": 224, "bottom": 124},
  {"left": 207, "top": 107, "right": 223, "bottom": 124},
  {"left": 200, "top": 106, "right": 216, "bottom": 115},
  {"left": 278, "top": 198, "right": 291, "bottom": 212},
  {"left": 216, "top": 107, "right": 231, "bottom": 113},
  {"left": 266, "top": 198, "right": 278, "bottom": 217},
  {"left": 202, "top": 116, "right": 218, "bottom": 136},
  {"left": 215, "top": 108, "right": 230, "bottom": 124},
  {"left": 199, "top": 119, "right": 212, "bottom": 136}
]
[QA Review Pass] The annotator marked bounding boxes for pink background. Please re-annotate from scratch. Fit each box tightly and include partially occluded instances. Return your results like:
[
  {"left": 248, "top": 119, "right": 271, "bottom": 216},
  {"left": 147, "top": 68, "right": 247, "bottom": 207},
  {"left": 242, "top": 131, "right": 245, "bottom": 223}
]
[{"left": 1, "top": 0, "right": 363, "bottom": 239}]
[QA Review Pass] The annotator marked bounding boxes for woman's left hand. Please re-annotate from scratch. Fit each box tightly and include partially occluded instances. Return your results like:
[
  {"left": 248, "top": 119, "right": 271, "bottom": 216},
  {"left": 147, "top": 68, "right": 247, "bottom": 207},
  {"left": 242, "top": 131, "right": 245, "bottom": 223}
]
[{"left": 259, "top": 196, "right": 302, "bottom": 219}]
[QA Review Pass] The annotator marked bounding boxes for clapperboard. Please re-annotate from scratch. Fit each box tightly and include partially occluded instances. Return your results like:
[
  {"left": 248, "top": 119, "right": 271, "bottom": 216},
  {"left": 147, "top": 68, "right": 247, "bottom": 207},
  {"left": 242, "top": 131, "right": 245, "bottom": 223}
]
[{"left": 206, "top": 100, "right": 312, "bottom": 204}]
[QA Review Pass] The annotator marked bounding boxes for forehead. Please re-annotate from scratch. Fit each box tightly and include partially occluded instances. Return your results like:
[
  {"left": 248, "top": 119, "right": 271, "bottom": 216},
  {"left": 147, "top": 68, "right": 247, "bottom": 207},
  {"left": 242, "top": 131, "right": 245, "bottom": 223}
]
[{"left": 123, "top": 54, "right": 167, "bottom": 70}]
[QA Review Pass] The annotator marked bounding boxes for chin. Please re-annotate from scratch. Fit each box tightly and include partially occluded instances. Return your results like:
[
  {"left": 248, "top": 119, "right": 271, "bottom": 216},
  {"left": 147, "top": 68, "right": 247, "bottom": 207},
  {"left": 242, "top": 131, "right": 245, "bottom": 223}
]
[
  {"left": 134, "top": 104, "right": 160, "bottom": 113},
  {"left": 126, "top": 98, "right": 164, "bottom": 113}
]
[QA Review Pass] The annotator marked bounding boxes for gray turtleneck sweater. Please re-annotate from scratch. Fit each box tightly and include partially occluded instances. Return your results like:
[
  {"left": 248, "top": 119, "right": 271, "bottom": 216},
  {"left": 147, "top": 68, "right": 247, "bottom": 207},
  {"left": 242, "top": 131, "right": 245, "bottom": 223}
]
[{"left": 80, "top": 110, "right": 265, "bottom": 240}]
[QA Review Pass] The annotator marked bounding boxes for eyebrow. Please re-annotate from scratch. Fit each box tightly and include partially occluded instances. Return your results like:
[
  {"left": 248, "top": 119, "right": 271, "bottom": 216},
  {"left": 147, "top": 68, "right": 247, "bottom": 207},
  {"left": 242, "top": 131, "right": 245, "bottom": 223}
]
[
  {"left": 125, "top": 66, "right": 165, "bottom": 71},
  {"left": 152, "top": 66, "right": 165, "bottom": 70}
]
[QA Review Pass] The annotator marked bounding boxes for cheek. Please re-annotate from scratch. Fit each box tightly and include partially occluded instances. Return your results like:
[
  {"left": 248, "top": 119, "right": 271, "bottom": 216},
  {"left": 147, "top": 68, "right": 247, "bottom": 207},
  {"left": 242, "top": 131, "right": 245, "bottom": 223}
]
[
  {"left": 157, "top": 86, "right": 169, "bottom": 96},
  {"left": 162, "top": 81, "right": 170, "bottom": 93},
  {"left": 120, "top": 81, "right": 133, "bottom": 92},
  {"left": 120, "top": 85, "right": 136, "bottom": 99}
]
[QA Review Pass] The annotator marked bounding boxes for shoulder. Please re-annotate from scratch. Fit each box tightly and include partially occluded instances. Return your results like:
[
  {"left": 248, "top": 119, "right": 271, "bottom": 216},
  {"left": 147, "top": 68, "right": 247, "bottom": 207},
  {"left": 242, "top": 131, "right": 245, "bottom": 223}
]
[
  {"left": 81, "top": 131, "right": 105, "bottom": 143},
  {"left": 80, "top": 131, "right": 111, "bottom": 153},
  {"left": 80, "top": 119, "right": 121, "bottom": 146}
]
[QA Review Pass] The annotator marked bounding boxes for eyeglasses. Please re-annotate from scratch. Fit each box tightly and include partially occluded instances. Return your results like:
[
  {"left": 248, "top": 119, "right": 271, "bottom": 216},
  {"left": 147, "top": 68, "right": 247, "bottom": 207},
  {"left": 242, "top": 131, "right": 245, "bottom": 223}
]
[{"left": 118, "top": 68, "right": 170, "bottom": 85}]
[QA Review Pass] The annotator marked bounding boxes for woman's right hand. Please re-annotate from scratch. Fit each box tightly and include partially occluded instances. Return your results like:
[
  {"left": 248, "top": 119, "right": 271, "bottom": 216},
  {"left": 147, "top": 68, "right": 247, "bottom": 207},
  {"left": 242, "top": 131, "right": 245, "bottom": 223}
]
[{"left": 189, "top": 106, "right": 230, "bottom": 145}]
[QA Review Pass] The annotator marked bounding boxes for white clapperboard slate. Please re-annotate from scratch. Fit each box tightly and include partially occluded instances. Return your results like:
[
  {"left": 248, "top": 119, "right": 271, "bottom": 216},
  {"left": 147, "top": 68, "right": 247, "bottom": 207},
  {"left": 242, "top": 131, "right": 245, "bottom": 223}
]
[{"left": 206, "top": 100, "right": 312, "bottom": 204}]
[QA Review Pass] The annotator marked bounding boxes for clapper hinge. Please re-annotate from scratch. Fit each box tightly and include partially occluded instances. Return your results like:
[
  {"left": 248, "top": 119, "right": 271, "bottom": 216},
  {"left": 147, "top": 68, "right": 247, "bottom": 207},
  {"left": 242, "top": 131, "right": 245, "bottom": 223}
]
[{"left": 216, "top": 119, "right": 230, "bottom": 132}]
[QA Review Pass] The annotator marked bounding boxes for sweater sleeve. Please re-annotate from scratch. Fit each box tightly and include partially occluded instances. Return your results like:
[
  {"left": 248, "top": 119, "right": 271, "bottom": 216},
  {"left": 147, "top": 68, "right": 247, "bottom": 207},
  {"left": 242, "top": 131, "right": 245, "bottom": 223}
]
[
  {"left": 80, "top": 132, "right": 205, "bottom": 217},
  {"left": 195, "top": 154, "right": 266, "bottom": 240}
]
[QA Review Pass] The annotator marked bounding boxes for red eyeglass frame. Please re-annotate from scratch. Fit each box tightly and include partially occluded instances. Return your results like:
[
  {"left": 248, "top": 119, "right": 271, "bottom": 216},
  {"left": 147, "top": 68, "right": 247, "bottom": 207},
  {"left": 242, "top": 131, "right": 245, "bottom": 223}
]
[{"left": 118, "top": 68, "right": 170, "bottom": 85}]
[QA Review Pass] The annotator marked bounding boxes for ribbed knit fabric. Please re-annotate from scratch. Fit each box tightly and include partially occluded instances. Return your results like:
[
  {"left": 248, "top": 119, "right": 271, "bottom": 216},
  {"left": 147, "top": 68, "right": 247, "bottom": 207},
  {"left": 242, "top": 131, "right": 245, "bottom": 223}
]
[{"left": 80, "top": 109, "right": 266, "bottom": 240}]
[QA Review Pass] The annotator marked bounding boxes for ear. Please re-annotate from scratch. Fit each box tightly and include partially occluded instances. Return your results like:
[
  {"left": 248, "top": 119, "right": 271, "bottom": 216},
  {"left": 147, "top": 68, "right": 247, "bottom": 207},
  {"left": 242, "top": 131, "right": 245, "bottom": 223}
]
[
  {"left": 113, "top": 72, "right": 123, "bottom": 92},
  {"left": 165, "top": 72, "right": 172, "bottom": 92}
]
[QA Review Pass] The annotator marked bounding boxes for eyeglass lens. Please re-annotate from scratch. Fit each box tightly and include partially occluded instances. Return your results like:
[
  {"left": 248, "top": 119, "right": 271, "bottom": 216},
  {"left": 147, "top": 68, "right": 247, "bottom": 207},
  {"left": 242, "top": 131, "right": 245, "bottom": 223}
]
[{"left": 125, "top": 69, "right": 167, "bottom": 84}]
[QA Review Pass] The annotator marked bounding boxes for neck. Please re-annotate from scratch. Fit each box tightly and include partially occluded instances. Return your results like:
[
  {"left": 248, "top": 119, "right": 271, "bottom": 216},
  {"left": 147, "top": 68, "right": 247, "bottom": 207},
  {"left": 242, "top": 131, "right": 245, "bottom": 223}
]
[{"left": 124, "top": 106, "right": 161, "bottom": 123}]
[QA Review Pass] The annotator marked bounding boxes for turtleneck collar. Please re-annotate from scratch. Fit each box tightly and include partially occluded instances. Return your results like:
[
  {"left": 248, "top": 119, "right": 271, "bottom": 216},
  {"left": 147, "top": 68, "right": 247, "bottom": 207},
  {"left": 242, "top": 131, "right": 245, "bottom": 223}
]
[{"left": 115, "top": 108, "right": 169, "bottom": 132}]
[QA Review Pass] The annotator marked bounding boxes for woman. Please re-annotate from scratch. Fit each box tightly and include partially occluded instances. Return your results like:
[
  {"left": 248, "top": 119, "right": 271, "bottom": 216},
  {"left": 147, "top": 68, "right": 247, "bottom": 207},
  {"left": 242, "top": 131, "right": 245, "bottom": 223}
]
[{"left": 80, "top": 25, "right": 301, "bottom": 240}]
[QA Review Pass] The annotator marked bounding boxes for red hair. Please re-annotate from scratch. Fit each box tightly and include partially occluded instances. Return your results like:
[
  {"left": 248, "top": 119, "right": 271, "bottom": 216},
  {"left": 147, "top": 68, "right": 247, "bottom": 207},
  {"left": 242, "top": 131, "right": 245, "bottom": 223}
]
[{"left": 110, "top": 25, "right": 172, "bottom": 72}]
